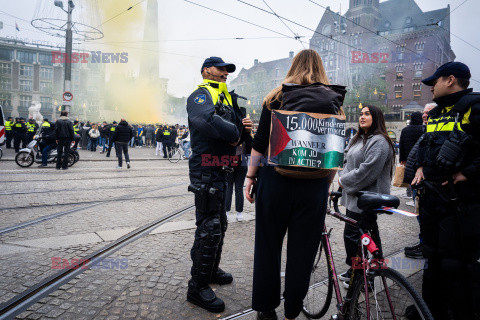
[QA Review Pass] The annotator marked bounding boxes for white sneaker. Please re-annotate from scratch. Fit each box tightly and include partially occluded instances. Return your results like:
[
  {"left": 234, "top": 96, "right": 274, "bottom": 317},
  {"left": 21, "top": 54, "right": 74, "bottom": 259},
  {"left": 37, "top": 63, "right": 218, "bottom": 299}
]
[
  {"left": 117, "top": 166, "right": 122, "bottom": 169},
  {"left": 236, "top": 212, "right": 244, "bottom": 221},
  {"left": 226, "top": 211, "right": 231, "bottom": 220},
  {"left": 406, "top": 201, "right": 415, "bottom": 207}
]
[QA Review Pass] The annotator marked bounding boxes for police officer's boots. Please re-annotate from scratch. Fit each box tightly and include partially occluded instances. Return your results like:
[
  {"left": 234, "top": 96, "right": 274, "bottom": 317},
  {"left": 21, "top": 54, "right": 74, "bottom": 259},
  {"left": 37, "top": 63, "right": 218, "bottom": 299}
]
[
  {"left": 210, "top": 240, "right": 233, "bottom": 285},
  {"left": 187, "top": 270, "right": 225, "bottom": 313}
]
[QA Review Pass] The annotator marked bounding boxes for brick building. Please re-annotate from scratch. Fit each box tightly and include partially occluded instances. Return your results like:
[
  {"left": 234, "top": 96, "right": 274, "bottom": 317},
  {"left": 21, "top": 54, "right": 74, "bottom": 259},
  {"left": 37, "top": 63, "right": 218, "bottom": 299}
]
[
  {"left": 229, "top": 52, "right": 294, "bottom": 122},
  {"left": 310, "top": 0, "right": 455, "bottom": 121},
  {"left": 0, "top": 37, "right": 105, "bottom": 120}
]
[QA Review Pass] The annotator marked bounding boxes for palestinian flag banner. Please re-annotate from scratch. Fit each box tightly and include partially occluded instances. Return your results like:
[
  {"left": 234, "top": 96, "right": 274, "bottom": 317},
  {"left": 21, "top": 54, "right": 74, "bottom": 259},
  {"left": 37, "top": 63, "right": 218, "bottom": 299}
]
[{"left": 268, "top": 110, "right": 345, "bottom": 169}]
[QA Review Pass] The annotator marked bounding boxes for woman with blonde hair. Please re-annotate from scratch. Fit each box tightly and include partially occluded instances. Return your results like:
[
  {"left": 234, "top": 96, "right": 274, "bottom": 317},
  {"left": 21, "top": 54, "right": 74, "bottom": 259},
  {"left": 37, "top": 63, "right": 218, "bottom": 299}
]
[
  {"left": 88, "top": 123, "right": 100, "bottom": 152},
  {"left": 246, "top": 49, "right": 346, "bottom": 320}
]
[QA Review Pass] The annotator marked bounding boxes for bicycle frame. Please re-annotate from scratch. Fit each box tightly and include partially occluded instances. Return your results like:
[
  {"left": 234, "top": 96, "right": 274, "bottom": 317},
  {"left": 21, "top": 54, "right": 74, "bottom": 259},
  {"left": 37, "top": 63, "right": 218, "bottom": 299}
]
[{"left": 322, "top": 207, "right": 394, "bottom": 320}]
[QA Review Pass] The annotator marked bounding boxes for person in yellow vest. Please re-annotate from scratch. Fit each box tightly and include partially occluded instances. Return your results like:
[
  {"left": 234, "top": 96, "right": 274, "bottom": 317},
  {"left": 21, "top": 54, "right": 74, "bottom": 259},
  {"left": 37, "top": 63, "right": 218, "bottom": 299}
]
[
  {"left": 4, "top": 117, "right": 13, "bottom": 149},
  {"left": 26, "top": 118, "right": 39, "bottom": 145},
  {"left": 162, "top": 126, "right": 172, "bottom": 158},
  {"left": 72, "top": 120, "right": 80, "bottom": 150},
  {"left": 13, "top": 117, "right": 27, "bottom": 152},
  {"left": 106, "top": 121, "right": 117, "bottom": 157},
  {"left": 411, "top": 62, "right": 480, "bottom": 319},
  {"left": 185, "top": 56, "right": 252, "bottom": 313}
]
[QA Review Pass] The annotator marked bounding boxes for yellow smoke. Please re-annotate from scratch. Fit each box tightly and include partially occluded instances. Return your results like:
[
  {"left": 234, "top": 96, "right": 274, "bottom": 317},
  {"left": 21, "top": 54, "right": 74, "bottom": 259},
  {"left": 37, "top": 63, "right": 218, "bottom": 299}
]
[{"left": 87, "top": 0, "right": 165, "bottom": 123}]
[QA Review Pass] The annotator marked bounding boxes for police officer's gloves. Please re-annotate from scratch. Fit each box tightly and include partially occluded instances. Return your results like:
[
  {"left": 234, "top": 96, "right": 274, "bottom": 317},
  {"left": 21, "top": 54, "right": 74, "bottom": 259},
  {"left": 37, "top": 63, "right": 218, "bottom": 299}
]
[
  {"left": 436, "top": 128, "right": 471, "bottom": 171},
  {"left": 358, "top": 212, "right": 377, "bottom": 232}
]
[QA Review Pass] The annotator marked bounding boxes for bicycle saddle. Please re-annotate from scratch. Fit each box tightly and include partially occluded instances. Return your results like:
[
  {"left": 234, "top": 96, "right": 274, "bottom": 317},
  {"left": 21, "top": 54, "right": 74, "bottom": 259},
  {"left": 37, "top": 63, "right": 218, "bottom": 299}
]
[{"left": 356, "top": 191, "right": 400, "bottom": 211}]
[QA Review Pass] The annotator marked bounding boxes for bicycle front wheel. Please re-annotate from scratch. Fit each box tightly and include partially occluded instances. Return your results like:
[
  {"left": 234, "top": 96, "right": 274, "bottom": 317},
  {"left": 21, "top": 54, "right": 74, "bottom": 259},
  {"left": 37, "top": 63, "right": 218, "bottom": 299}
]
[
  {"left": 302, "top": 239, "right": 333, "bottom": 319},
  {"left": 168, "top": 148, "right": 181, "bottom": 163},
  {"left": 348, "top": 267, "right": 433, "bottom": 320}
]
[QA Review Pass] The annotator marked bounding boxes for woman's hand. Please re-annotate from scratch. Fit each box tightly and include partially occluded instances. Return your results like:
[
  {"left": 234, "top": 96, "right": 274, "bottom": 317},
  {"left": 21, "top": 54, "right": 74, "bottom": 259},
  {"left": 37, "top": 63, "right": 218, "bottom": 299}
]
[{"left": 245, "top": 177, "right": 256, "bottom": 203}]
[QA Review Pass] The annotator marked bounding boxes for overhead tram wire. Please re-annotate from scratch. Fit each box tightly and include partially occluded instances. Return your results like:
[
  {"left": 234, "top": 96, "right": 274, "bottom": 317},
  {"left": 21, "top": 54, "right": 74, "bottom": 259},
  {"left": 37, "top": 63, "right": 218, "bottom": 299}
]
[
  {"left": 183, "top": 0, "right": 299, "bottom": 42},
  {"left": 260, "top": 0, "right": 305, "bottom": 48},
  {"left": 96, "top": 0, "right": 147, "bottom": 28},
  {"left": 183, "top": 0, "right": 422, "bottom": 84},
  {"left": 307, "top": 0, "right": 480, "bottom": 85},
  {"left": 236, "top": 0, "right": 480, "bottom": 86},
  {"left": 92, "top": 36, "right": 289, "bottom": 45}
]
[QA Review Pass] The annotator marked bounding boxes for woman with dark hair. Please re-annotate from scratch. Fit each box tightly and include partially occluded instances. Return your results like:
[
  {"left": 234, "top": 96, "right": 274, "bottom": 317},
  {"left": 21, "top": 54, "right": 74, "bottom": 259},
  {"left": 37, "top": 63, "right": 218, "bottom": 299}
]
[
  {"left": 338, "top": 105, "right": 395, "bottom": 288},
  {"left": 245, "top": 49, "right": 345, "bottom": 320}
]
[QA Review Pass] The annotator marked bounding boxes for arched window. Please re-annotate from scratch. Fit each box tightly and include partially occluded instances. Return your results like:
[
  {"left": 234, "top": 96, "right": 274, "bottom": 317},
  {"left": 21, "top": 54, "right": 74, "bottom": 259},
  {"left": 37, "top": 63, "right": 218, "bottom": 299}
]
[{"left": 322, "top": 24, "right": 331, "bottom": 35}]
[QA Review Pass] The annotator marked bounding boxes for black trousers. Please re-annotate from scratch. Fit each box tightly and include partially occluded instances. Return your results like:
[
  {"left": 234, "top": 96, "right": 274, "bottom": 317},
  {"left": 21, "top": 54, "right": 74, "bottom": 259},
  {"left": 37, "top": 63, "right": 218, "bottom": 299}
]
[
  {"left": 252, "top": 166, "right": 329, "bottom": 319},
  {"left": 116, "top": 142, "right": 130, "bottom": 167},
  {"left": 419, "top": 182, "right": 480, "bottom": 320},
  {"left": 189, "top": 170, "right": 228, "bottom": 289},
  {"left": 26, "top": 133, "right": 35, "bottom": 145},
  {"left": 106, "top": 138, "right": 115, "bottom": 156},
  {"left": 14, "top": 133, "right": 26, "bottom": 152},
  {"left": 56, "top": 139, "right": 71, "bottom": 169},
  {"left": 343, "top": 209, "right": 382, "bottom": 266},
  {"left": 163, "top": 142, "right": 172, "bottom": 158},
  {"left": 225, "top": 164, "right": 247, "bottom": 212},
  {"left": 6, "top": 131, "right": 13, "bottom": 148}
]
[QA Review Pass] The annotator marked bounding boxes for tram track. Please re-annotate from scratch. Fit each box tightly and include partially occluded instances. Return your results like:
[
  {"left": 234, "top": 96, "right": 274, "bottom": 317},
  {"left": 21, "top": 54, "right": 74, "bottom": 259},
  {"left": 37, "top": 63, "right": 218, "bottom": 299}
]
[
  {"left": 0, "top": 165, "right": 188, "bottom": 176},
  {"left": 0, "top": 184, "right": 167, "bottom": 196},
  {"left": 0, "top": 173, "right": 187, "bottom": 183},
  {"left": 0, "top": 182, "right": 187, "bottom": 235},
  {"left": 0, "top": 203, "right": 195, "bottom": 320}
]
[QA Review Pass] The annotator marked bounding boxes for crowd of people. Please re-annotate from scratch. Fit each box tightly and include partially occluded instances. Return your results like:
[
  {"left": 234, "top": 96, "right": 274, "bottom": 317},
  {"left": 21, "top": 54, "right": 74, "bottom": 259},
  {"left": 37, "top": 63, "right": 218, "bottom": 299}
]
[{"left": 73, "top": 121, "right": 190, "bottom": 159}]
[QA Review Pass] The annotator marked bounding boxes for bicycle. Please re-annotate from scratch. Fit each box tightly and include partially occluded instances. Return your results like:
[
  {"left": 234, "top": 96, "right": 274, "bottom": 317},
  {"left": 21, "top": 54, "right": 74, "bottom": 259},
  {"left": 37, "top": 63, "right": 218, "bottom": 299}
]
[
  {"left": 167, "top": 140, "right": 188, "bottom": 163},
  {"left": 302, "top": 191, "right": 433, "bottom": 320}
]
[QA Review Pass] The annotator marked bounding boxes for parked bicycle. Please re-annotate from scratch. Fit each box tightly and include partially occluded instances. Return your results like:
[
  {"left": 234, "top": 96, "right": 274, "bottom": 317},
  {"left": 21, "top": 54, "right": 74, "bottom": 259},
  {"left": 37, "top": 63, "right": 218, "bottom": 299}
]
[{"left": 302, "top": 191, "right": 433, "bottom": 320}]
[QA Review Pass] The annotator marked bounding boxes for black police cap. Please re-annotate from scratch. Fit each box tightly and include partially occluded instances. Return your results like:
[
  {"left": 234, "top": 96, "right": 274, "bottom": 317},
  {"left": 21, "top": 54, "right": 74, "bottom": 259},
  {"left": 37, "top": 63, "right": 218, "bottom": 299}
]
[
  {"left": 201, "top": 56, "right": 236, "bottom": 73},
  {"left": 422, "top": 61, "right": 471, "bottom": 86}
]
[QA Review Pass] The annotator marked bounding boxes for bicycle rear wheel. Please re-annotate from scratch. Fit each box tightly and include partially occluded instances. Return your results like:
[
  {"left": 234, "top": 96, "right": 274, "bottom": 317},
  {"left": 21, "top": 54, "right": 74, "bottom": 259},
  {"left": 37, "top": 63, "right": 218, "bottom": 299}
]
[
  {"left": 348, "top": 267, "right": 433, "bottom": 320},
  {"left": 302, "top": 239, "right": 333, "bottom": 319},
  {"left": 168, "top": 147, "right": 181, "bottom": 163}
]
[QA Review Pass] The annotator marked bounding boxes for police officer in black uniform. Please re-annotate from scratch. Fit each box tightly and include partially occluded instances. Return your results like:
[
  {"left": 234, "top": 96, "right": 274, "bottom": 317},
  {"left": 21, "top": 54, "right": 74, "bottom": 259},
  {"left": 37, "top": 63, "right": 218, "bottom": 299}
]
[
  {"left": 26, "top": 118, "right": 39, "bottom": 144},
  {"left": 4, "top": 117, "right": 14, "bottom": 148},
  {"left": 106, "top": 121, "right": 117, "bottom": 157},
  {"left": 186, "top": 57, "right": 252, "bottom": 313},
  {"left": 412, "top": 62, "right": 480, "bottom": 319},
  {"left": 13, "top": 117, "right": 27, "bottom": 152}
]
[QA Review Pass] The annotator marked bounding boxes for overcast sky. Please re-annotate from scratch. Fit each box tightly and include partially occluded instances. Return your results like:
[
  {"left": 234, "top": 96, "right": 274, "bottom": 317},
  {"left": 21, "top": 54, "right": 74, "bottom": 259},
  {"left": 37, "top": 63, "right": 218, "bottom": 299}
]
[{"left": 1, "top": 0, "right": 479, "bottom": 97}]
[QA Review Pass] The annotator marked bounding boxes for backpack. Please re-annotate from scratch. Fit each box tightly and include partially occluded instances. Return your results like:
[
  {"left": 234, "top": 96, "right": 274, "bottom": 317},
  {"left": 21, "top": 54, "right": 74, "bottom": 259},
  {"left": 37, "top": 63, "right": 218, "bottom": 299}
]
[{"left": 268, "top": 83, "right": 347, "bottom": 179}]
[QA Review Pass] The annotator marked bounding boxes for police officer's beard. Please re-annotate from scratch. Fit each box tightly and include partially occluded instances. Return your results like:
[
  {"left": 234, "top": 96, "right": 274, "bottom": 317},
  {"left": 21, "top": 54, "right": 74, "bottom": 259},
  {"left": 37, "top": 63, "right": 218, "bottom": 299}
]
[{"left": 207, "top": 71, "right": 227, "bottom": 82}]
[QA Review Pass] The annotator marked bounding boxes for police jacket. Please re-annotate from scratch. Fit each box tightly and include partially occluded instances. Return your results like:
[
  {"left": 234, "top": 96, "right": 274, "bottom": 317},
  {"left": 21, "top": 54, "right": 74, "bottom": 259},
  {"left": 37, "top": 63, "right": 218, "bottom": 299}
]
[
  {"left": 41, "top": 122, "right": 57, "bottom": 145},
  {"left": 13, "top": 122, "right": 26, "bottom": 134},
  {"left": 416, "top": 89, "right": 480, "bottom": 197},
  {"left": 54, "top": 116, "right": 74, "bottom": 140},
  {"left": 113, "top": 120, "right": 133, "bottom": 143},
  {"left": 187, "top": 79, "right": 243, "bottom": 172}
]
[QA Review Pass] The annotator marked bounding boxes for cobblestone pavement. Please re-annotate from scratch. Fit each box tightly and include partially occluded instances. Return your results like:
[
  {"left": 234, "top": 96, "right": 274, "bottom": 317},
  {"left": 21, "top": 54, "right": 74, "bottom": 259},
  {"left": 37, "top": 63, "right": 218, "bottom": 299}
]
[{"left": 0, "top": 147, "right": 424, "bottom": 319}]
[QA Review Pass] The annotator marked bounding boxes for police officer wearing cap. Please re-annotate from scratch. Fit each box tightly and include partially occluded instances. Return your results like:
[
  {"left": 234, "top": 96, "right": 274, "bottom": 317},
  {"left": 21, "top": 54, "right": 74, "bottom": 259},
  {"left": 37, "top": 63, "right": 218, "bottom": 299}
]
[
  {"left": 13, "top": 117, "right": 27, "bottom": 152},
  {"left": 186, "top": 57, "right": 252, "bottom": 312},
  {"left": 411, "top": 62, "right": 480, "bottom": 319}
]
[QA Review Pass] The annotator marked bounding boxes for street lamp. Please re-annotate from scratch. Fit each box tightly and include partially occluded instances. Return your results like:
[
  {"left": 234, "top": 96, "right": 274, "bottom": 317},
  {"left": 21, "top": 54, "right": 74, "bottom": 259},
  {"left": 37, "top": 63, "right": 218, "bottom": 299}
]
[{"left": 55, "top": 0, "right": 75, "bottom": 113}]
